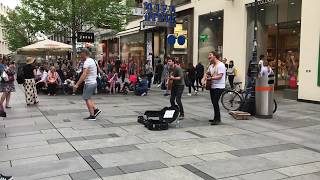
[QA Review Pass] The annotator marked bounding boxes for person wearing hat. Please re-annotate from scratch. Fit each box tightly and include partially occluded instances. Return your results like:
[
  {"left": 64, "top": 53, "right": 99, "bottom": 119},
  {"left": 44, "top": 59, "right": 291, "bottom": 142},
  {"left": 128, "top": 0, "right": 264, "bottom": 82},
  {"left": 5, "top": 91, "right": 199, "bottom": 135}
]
[{"left": 23, "top": 57, "right": 39, "bottom": 105}]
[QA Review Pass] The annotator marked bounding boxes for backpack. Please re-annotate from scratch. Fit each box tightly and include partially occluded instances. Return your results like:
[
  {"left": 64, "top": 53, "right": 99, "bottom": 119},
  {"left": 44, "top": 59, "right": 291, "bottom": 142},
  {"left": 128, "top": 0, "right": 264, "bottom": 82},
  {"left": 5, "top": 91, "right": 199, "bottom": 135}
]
[{"left": 16, "top": 65, "right": 25, "bottom": 84}]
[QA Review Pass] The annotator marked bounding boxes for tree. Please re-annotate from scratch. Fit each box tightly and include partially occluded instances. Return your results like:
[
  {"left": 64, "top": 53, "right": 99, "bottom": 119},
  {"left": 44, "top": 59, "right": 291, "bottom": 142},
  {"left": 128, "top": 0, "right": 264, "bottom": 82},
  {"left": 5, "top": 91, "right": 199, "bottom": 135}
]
[
  {"left": 1, "top": 0, "right": 134, "bottom": 60},
  {"left": 0, "top": 7, "right": 39, "bottom": 52}
]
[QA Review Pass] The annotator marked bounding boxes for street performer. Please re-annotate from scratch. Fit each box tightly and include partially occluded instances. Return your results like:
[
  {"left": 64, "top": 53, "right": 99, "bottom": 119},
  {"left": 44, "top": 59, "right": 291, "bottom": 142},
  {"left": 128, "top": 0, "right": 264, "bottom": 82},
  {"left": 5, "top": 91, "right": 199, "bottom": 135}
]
[
  {"left": 167, "top": 57, "right": 185, "bottom": 119},
  {"left": 202, "top": 51, "right": 226, "bottom": 125}
]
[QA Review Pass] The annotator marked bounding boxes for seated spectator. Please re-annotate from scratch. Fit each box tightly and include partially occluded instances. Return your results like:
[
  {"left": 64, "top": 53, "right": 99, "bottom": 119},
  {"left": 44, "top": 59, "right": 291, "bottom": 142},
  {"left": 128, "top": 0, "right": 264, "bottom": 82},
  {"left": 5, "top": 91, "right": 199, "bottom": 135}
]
[
  {"left": 63, "top": 76, "right": 76, "bottom": 95},
  {"left": 47, "top": 66, "right": 59, "bottom": 96},
  {"left": 135, "top": 75, "right": 148, "bottom": 96},
  {"left": 36, "top": 67, "right": 48, "bottom": 93},
  {"left": 116, "top": 76, "right": 130, "bottom": 94}
]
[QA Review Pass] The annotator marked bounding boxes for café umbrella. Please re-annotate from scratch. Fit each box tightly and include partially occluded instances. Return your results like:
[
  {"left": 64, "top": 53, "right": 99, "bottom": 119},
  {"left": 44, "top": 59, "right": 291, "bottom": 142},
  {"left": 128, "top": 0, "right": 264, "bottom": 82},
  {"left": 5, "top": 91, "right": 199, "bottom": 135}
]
[{"left": 17, "top": 39, "right": 72, "bottom": 55}]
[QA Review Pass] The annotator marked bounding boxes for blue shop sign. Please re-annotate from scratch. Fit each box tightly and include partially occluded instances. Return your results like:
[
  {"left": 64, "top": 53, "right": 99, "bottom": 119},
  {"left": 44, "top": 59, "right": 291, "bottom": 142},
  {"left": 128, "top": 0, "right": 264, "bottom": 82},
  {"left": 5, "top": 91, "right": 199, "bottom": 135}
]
[{"left": 143, "top": 2, "right": 176, "bottom": 28}]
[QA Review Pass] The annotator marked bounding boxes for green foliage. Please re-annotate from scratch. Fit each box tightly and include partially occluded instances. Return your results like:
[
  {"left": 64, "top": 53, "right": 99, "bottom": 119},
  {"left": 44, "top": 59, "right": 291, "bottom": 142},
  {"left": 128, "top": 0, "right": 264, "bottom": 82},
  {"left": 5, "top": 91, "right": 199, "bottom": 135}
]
[
  {"left": 0, "top": 0, "right": 134, "bottom": 51},
  {"left": 0, "top": 7, "right": 38, "bottom": 51}
]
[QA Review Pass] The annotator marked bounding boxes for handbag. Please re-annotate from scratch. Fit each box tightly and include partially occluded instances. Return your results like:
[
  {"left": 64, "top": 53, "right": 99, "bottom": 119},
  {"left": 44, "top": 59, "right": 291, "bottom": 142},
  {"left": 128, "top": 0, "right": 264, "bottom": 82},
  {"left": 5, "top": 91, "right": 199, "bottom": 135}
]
[{"left": 2, "top": 71, "right": 9, "bottom": 82}]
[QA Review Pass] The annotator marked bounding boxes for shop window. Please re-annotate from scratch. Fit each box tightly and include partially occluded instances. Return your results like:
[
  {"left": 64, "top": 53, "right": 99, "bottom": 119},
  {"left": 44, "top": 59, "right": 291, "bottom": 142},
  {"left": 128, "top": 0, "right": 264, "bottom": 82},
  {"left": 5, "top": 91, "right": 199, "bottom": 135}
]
[
  {"left": 198, "top": 11, "right": 224, "bottom": 67},
  {"left": 168, "top": 14, "right": 191, "bottom": 67},
  {"left": 246, "top": 0, "right": 302, "bottom": 91}
]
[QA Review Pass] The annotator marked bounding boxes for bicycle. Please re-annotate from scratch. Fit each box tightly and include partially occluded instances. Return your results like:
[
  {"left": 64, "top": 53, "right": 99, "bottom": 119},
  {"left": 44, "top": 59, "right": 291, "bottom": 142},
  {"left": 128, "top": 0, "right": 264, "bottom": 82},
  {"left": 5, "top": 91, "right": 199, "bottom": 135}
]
[{"left": 220, "top": 82, "right": 277, "bottom": 113}]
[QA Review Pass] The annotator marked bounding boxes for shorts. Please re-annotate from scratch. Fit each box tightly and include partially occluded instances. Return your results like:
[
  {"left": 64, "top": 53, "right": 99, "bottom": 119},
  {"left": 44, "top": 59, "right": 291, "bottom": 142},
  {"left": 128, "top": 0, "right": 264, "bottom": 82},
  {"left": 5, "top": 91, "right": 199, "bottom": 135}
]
[{"left": 83, "top": 83, "right": 97, "bottom": 100}]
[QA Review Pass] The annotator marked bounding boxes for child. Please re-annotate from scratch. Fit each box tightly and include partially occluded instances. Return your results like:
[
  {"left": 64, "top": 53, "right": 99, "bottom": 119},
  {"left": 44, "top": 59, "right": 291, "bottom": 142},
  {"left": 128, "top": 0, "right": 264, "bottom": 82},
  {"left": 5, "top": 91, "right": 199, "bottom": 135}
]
[
  {"left": 109, "top": 72, "right": 118, "bottom": 95},
  {"left": 135, "top": 75, "right": 148, "bottom": 96}
]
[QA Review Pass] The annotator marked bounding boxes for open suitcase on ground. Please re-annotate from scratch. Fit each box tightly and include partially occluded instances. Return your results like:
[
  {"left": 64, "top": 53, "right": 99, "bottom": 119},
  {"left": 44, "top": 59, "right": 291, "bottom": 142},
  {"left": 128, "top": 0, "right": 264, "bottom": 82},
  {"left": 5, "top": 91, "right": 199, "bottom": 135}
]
[{"left": 137, "top": 105, "right": 180, "bottom": 131}]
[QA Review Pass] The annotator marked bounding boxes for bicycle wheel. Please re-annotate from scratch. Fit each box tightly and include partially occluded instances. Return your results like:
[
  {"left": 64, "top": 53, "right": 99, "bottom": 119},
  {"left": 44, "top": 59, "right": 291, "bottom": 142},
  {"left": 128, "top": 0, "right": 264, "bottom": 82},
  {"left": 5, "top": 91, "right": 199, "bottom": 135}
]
[
  {"left": 273, "top": 99, "right": 277, "bottom": 113},
  {"left": 221, "top": 90, "right": 243, "bottom": 111}
]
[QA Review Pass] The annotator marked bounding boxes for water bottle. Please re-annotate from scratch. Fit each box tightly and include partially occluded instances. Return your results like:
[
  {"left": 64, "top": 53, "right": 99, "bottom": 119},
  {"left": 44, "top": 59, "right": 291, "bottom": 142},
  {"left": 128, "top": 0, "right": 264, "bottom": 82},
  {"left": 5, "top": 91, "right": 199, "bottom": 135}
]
[{"left": 176, "top": 119, "right": 181, "bottom": 128}]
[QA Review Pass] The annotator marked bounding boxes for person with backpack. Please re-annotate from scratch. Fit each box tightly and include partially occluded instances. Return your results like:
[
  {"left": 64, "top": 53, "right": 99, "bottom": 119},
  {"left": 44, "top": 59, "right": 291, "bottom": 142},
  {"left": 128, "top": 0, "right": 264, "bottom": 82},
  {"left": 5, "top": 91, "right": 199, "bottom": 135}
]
[{"left": 22, "top": 57, "right": 39, "bottom": 106}]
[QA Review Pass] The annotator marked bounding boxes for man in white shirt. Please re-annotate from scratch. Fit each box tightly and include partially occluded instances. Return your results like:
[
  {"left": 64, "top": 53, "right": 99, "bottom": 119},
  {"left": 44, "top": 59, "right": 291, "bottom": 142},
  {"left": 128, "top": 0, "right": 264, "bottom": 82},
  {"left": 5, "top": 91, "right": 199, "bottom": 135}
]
[
  {"left": 202, "top": 51, "right": 226, "bottom": 125},
  {"left": 74, "top": 48, "right": 101, "bottom": 121},
  {"left": 36, "top": 67, "right": 48, "bottom": 92}
]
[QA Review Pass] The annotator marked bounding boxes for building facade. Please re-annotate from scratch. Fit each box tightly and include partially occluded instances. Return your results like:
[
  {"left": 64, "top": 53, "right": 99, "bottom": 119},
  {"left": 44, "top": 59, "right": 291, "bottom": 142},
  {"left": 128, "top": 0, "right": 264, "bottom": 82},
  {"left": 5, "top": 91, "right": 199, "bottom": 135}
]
[
  {"left": 105, "top": 0, "right": 320, "bottom": 102},
  {"left": 0, "top": 3, "right": 11, "bottom": 57}
]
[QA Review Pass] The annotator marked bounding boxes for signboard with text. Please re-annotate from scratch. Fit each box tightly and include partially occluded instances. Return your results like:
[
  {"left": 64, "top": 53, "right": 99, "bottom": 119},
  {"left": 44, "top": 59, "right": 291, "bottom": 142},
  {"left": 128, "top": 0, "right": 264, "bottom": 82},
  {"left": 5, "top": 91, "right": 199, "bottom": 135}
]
[
  {"left": 143, "top": 2, "right": 176, "bottom": 28},
  {"left": 77, "top": 32, "right": 94, "bottom": 43}
]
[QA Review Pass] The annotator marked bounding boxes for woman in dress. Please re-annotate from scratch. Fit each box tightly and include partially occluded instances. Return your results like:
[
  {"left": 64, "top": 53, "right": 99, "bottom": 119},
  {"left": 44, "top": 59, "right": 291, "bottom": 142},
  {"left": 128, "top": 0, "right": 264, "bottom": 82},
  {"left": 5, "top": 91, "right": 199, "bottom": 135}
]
[
  {"left": 0, "top": 59, "right": 16, "bottom": 117},
  {"left": 23, "top": 57, "right": 39, "bottom": 105}
]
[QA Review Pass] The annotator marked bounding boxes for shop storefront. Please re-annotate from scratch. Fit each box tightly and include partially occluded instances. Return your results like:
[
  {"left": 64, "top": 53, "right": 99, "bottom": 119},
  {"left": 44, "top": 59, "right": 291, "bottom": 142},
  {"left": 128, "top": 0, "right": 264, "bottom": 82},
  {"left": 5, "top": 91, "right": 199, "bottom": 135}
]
[
  {"left": 246, "top": 0, "right": 302, "bottom": 95},
  {"left": 120, "top": 31, "right": 145, "bottom": 74},
  {"left": 101, "top": 38, "right": 119, "bottom": 64}
]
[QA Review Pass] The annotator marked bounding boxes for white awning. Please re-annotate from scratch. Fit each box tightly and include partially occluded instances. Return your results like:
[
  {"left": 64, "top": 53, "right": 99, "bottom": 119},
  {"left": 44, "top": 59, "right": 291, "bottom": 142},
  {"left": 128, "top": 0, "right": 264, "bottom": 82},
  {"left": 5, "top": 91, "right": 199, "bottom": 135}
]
[{"left": 116, "top": 27, "right": 140, "bottom": 37}]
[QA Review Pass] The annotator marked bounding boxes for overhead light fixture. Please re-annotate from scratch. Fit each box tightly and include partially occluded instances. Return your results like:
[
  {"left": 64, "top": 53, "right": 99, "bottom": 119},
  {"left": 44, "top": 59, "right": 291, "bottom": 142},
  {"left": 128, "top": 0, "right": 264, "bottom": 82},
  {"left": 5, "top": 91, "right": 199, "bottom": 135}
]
[
  {"left": 293, "top": 30, "right": 296, "bottom": 33},
  {"left": 297, "top": 20, "right": 301, "bottom": 24},
  {"left": 260, "top": 8, "right": 265, "bottom": 11},
  {"left": 275, "top": 23, "right": 278, "bottom": 26},
  {"left": 218, "top": 17, "right": 222, "bottom": 20},
  {"left": 210, "top": 18, "right": 214, "bottom": 21},
  {"left": 290, "top": 2, "right": 295, "bottom": 5}
]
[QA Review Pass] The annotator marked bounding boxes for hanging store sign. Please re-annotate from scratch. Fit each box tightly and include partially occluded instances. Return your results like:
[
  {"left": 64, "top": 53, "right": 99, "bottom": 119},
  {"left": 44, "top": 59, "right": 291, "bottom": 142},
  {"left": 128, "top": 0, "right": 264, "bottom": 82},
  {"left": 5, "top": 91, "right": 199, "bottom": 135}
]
[
  {"left": 246, "top": 0, "right": 276, "bottom": 7},
  {"left": 143, "top": 2, "right": 176, "bottom": 28},
  {"left": 77, "top": 32, "right": 94, "bottom": 43},
  {"left": 200, "top": 34, "right": 209, "bottom": 42}
]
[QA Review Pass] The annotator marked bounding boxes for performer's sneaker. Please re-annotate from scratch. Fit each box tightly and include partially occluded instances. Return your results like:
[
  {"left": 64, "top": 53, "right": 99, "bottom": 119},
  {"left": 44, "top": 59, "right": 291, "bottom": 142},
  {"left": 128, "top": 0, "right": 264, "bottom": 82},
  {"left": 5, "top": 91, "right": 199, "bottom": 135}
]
[
  {"left": 84, "top": 116, "right": 96, "bottom": 121},
  {"left": 94, "top": 109, "right": 102, "bottom": 118},
  {"left": 0, "top": 174, "right": 13, "bottom": 180}
]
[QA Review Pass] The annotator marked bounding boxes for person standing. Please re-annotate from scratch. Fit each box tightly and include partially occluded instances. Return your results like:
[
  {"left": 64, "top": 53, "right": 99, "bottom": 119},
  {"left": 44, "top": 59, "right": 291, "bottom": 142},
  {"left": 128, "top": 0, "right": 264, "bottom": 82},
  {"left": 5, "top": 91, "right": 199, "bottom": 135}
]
[
  {"left": 155, "top": 60, "right": 163, "bottom": 85},
  {"left": 0, "top": 60, "right": 15, "bottom": 117},
  {"left": 227, "top": 60, "right": 236, "bottom": 89},
  {"left": 168, "top": 58, "right": 185, "bottom": 119},
  {"left": 74, "top": 48, "right": 101, "bottom": 121},
  {"left": 115, "top": 58, "right": 121, "bottom": 73},
  {"left": 195, "top": 62, "right": 204, "bottom": 91},
  {"left": 119, "top": 61, "right": 127, "bottom": 82},
  {"left": 186, "top": 63, "right": 197, "bottom": 96},
  {"left": 145, "top": 62, "right": 153, "bottom": 89},
  {"left": 202, "top": 51, "right": 226, "bottom": 125},
  {"left": 23, "top": 57, "right": 39, "bottom": 106},
  {"left": 162, "top": 57, "right": 170, "bottom": 96}
]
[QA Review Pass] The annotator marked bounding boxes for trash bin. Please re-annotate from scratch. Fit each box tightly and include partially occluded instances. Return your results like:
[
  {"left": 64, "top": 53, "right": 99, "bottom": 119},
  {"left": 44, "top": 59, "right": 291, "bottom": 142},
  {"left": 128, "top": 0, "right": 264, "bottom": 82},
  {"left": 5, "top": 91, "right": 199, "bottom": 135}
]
[{"left": 255, "top": 74, "right": 275, "bottom": 118}]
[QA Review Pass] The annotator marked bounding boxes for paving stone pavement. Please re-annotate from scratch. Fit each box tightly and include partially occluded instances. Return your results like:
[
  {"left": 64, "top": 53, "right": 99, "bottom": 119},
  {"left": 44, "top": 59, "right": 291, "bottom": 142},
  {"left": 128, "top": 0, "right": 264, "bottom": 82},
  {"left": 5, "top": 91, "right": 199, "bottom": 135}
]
[{"left": 0, "top": 84, "right": 320, "bottom": 180}]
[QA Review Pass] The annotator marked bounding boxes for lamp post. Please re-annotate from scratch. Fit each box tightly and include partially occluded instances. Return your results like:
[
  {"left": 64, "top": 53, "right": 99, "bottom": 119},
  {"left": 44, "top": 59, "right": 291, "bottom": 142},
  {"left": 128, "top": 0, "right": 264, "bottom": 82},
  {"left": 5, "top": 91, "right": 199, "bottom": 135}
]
[{"left": 248, "top": 0, "right": 259, "bottom": 115}]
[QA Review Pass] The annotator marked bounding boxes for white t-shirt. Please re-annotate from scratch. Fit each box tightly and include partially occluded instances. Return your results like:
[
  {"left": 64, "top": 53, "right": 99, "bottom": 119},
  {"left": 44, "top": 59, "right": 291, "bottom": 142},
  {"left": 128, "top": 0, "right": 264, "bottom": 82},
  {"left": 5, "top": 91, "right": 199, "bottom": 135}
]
[
  {"left": 260, "top": 66, "right": 274, "bottom": 77},
  {"left": 83, "top": 58, "right": 97, "bottom": 85},
  {"left": 207, "top": 62, "right": 226, "bottom": 89}
]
